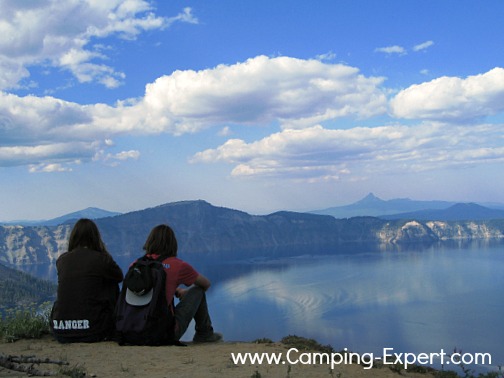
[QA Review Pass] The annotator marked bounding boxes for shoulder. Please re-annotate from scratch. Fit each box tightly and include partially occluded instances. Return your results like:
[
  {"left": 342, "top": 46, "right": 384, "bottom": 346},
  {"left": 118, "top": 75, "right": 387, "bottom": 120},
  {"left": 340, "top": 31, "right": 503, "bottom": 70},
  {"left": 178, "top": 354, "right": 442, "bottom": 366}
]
[
  {"left": 161, "top": 256, "right": 188, "bottom": 267},
  {"left": 56, "top": 250, "right": 71, "bottom": 260},
  {"left": 56, "top": 248, "right": 85, "bottom": 262},
  {"left": 162, "top": 257, "right": 197, "bottom": 271},
  {"left": 59, "top": 248, "right": 113, "bottom": 264}
]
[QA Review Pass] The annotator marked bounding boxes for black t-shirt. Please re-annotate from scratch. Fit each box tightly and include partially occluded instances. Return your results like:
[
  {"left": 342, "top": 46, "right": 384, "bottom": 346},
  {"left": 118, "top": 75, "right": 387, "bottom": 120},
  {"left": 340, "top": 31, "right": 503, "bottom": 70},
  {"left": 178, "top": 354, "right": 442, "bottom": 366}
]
[{"left": 51, "top": 247, "right": 123, "bottom": 340}]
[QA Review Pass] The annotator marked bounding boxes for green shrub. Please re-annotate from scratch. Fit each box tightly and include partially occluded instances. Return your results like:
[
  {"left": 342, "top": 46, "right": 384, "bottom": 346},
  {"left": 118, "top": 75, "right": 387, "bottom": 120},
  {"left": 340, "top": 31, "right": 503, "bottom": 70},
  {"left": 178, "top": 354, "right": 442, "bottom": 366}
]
[
  {"left": 0, "top": 302, "right": 52, "bottom": 342},
  {"left": 253, "top": 337, "right": 274, "bottom": 344}
]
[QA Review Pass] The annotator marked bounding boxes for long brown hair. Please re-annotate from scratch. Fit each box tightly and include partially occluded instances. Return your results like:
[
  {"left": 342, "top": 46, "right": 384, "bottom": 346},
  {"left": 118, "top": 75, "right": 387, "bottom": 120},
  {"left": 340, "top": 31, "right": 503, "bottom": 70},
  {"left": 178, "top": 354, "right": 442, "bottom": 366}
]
[
  {"left": 68, "top": 218, "right": 108, "bottom": 253},
  {"left": 143, "top": 224, "right": 178, "bottom": 257}
]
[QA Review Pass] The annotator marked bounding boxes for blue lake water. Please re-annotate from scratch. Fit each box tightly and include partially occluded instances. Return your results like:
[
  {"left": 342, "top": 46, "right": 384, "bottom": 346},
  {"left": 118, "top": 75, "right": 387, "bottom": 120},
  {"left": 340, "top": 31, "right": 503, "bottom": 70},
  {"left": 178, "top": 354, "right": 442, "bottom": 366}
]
[
  {"left": 19, "top": 240, "right": 504, "bottom": 373},
  {"left": 195, "top": 241, "right": 504, "bottom": 373}
]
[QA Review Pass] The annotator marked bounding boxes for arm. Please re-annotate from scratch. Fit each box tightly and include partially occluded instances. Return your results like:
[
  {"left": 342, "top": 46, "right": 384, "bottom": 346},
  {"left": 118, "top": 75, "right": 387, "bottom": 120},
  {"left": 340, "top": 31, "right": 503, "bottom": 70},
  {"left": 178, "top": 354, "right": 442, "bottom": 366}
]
[
  {"left": 175, "top": 261, "right": 210, "bottom": 299},
  {"left": 175, "top": 274, "right": 211, "bottom": 299},
  {"left": 193, "top": 274, "right": 211, "bottom": 291},
  {"left": 175, "top": 274, "right": 211, "bottom": 298}
]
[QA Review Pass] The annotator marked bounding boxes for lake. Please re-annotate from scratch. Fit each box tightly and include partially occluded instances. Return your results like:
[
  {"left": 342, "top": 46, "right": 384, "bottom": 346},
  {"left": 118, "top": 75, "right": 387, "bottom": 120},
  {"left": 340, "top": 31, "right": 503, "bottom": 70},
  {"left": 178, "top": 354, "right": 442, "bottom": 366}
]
[
  {"left": 195, "top": 241, "right": 504, "bottom": 373},
  {"left": 19, "top": 239, "right": 504, "bottom": 373}
]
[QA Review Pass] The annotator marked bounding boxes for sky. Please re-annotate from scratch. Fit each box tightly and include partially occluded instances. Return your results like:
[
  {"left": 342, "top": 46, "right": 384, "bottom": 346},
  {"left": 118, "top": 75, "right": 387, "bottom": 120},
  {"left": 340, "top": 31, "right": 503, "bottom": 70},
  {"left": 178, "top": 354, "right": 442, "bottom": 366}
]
[{"left": 1, "top": 0, "right": 504, "bottom": 221}]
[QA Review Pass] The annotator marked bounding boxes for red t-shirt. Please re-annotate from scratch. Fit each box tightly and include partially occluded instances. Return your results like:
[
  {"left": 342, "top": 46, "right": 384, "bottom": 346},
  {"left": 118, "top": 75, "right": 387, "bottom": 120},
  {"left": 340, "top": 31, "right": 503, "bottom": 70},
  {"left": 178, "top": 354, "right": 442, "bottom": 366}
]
[{"left": 147, "top": 255, "right": 199, "bottom": 309}]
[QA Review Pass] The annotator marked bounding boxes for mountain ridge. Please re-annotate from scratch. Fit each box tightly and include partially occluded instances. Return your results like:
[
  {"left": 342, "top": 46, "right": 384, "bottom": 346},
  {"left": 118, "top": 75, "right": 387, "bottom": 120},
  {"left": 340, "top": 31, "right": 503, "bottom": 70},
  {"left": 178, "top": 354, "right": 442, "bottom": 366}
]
[
  {"left": 382, "top": 202, "right": 504, "bottom": 221},
  {"left": 1, "top": 207, "right": 121, "bottom": 227},
  {"left": 310, "top": 193, "right": 504, "bottom": 218},
  {"left": 4, "top": 193, "right": 504, "bottom": 227},
  {"left": 1, "top": 199, "right": 504, "bottom": 268}
]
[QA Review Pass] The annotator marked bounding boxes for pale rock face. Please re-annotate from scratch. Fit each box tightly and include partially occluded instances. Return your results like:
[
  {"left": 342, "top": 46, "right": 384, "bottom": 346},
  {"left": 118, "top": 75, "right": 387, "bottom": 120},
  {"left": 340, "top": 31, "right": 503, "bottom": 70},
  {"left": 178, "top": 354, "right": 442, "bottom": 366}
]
[{"left": 0, "top": 225, "right": 71, "bottom": 265}]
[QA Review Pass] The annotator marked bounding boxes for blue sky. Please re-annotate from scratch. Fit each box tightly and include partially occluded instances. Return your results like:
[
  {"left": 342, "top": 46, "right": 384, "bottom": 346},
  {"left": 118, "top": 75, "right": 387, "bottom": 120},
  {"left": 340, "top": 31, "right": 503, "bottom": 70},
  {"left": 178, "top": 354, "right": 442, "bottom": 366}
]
[{"left": 1, "top": 0, "right": 504, "bottom": 221}]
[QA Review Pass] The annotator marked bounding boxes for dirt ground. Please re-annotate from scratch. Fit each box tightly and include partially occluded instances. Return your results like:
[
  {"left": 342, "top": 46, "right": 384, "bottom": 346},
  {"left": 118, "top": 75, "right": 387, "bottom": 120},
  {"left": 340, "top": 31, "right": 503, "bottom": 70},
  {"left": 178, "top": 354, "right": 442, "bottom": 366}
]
[{"left": 0, "top": 335, "right": 441, "bottom": 378}]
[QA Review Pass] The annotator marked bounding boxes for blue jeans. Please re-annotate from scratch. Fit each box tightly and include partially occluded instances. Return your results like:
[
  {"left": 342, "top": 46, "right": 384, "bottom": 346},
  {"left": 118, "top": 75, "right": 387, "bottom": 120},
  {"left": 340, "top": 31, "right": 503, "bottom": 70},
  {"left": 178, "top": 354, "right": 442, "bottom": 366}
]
[{"left": 173, "top": 286, "right": 214, "bottom": 341}]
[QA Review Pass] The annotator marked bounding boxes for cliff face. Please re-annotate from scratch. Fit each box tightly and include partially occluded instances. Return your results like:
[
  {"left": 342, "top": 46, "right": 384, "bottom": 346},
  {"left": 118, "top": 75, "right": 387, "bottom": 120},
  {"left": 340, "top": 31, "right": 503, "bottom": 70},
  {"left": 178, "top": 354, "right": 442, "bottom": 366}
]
[
  {"left": 1, "top": 201, "right": 504, "bottom": 266},
  {"left": 376, "top": 220, "right": 504, "bottom": 243},
  {"left": 0, "top": 225, "right": 71, "bottom": 265}
]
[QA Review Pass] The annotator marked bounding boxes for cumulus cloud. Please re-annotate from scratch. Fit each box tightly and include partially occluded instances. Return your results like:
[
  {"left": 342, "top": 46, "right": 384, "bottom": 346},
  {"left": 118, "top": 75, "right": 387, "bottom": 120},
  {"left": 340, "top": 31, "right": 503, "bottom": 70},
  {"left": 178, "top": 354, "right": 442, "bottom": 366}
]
[
  {"left": 3, "top": 55, "right": 504, "bottom": 174},
  {"left": 191, "top": 123, "right": 504, "bottom": 181},
  {"left": 140, "top": 55, "right": 388, "bottom": 133},
  {"left": 0, "top": 140, "right": 99, "bottom": 168},
  {"left": 0, "top": 90, "right": 132, "bottom": 167},
  {"left": 390, "top": 67, "right": 504, "bottom": 121},
  {"left": 0, "top": 92, "right": 98, "bottom": 146},
  {"left": 0, "top": 55, "right": 388, "bottom": 168},
  {"left": 0, "top": 1, "right": 197, "bottom": 89}
]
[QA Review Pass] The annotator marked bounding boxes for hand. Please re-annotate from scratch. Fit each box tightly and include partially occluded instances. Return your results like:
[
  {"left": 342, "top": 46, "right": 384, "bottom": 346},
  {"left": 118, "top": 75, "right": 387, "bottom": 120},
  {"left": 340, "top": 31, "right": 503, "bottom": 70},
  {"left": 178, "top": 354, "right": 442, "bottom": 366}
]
[{"left": 175, "top": 288, "right": 188, "bottom": 299}]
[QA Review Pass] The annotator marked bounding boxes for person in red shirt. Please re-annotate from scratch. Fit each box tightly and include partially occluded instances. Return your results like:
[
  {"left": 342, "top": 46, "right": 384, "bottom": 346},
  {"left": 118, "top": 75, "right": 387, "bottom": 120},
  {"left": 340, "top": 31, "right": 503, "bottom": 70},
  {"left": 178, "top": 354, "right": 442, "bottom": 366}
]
[{"left": 143, "top": 224, "right": 222, "bottom": 343}]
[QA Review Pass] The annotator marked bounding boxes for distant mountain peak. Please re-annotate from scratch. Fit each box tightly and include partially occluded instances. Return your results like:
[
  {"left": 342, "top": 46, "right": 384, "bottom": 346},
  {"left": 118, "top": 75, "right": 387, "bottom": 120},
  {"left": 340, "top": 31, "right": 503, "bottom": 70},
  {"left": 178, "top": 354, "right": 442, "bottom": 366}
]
[
  {"left": 5, "top": 207, "right": 123, "bottom": 226},
  {"left": 357, "top": 193, "right": 384, "bottom": 204},
  {"left": 156, "top": 199, "right": 212, "bottom": 209},
  {"left": 310, "top": 194, "right": 460, "bottom": 218},
  {"left": 449, "top": 202, "right": 482, "bottom": 210}
]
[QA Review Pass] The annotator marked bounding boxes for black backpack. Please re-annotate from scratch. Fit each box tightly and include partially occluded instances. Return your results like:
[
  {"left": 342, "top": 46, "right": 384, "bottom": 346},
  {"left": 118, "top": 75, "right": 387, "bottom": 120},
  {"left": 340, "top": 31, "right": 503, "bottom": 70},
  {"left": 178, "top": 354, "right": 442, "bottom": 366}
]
[{"left": 115, "top": 255, "right": 175, "bottom": 345}]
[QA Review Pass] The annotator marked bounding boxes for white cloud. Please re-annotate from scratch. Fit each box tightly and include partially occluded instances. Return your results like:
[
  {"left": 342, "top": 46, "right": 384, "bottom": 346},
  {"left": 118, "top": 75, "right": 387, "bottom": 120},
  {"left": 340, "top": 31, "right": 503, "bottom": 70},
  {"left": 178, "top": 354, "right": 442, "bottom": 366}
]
[
  {"left": 375, "top": 41, "right": 432, "bottom": 56},
  {"left": 0, "top": 92, "right": 95, "bottom": 146},
  {"left": 191, "top": 123, "right": 504, "bottom": 181},
  {"left": 218, "top": 126, "right": 232, "bottom": 137},
  {"left": 0, "top": 1, "right": 197, "bottom": 90},
  {"left": 29, "top": 163, "right": 72, "bottom": 173},
  {"left": 167, "top": 7, "right": 198, "bottom": 26},
  {"left": 140, "top": 55, "right": 388, "bottom": 133},
  {"left": 315, "top": 51, "right": 336, "bottom": 61},
  {"left": 375, "top": 45, "right": 407, "bottom": 55},
  {"left": 0, "top": 141, "right": 99, "bottom": 168},
  {"left": 100, "top": 149, "right": 140, "bottom": 167},
  {"left": 413, "top": 40, "right": 434, "bottom": 52},
  {"left": 110, "top": 150, "right": 140, "bottom": 160},
  {"left": 3, "top": 57, "right": 504, "bottom": 174},
  {"left": 390, "top": 67, "right": 504, "bottom": 121}
]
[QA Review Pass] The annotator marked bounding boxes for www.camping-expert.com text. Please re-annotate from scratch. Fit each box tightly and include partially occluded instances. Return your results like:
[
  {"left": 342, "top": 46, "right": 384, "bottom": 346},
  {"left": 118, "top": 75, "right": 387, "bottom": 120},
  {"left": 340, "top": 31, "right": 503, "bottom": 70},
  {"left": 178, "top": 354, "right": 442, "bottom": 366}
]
[{"left": 230, "top": 347, "right": 492, "bottom": 370}]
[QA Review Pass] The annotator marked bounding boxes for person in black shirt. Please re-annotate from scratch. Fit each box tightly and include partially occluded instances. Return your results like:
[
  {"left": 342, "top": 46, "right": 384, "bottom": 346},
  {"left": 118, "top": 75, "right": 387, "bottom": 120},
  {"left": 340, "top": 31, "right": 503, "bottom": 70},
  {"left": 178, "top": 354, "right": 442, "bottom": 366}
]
[{"left": 50, "top": 218, "right": 123, "bottom": 343}]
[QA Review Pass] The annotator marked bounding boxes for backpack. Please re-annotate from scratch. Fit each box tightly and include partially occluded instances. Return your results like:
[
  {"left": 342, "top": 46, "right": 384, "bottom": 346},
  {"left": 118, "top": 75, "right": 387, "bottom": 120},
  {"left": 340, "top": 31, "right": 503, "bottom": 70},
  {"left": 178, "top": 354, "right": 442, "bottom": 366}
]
[{"left": 115, "top": 255, "right": 175, "bottom": 345}]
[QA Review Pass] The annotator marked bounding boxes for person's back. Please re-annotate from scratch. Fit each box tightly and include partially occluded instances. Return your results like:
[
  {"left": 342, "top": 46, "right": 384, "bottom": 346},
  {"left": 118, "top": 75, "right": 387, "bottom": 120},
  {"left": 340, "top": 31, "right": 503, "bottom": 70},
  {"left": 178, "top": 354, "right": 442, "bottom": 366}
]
[{"left": 51, "top": 219, "right": 123, "bottom": 343}]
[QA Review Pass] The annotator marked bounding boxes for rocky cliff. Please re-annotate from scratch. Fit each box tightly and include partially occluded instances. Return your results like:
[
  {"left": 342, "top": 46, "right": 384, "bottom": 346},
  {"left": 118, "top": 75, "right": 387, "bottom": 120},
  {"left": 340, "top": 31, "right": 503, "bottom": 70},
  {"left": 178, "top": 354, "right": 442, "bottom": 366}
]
[
  {"left": 0, "top": 224, "right": 71, "bottom": 265},
  {"left": 1, "top": 200, "right": 504, "bottom": 266}
]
